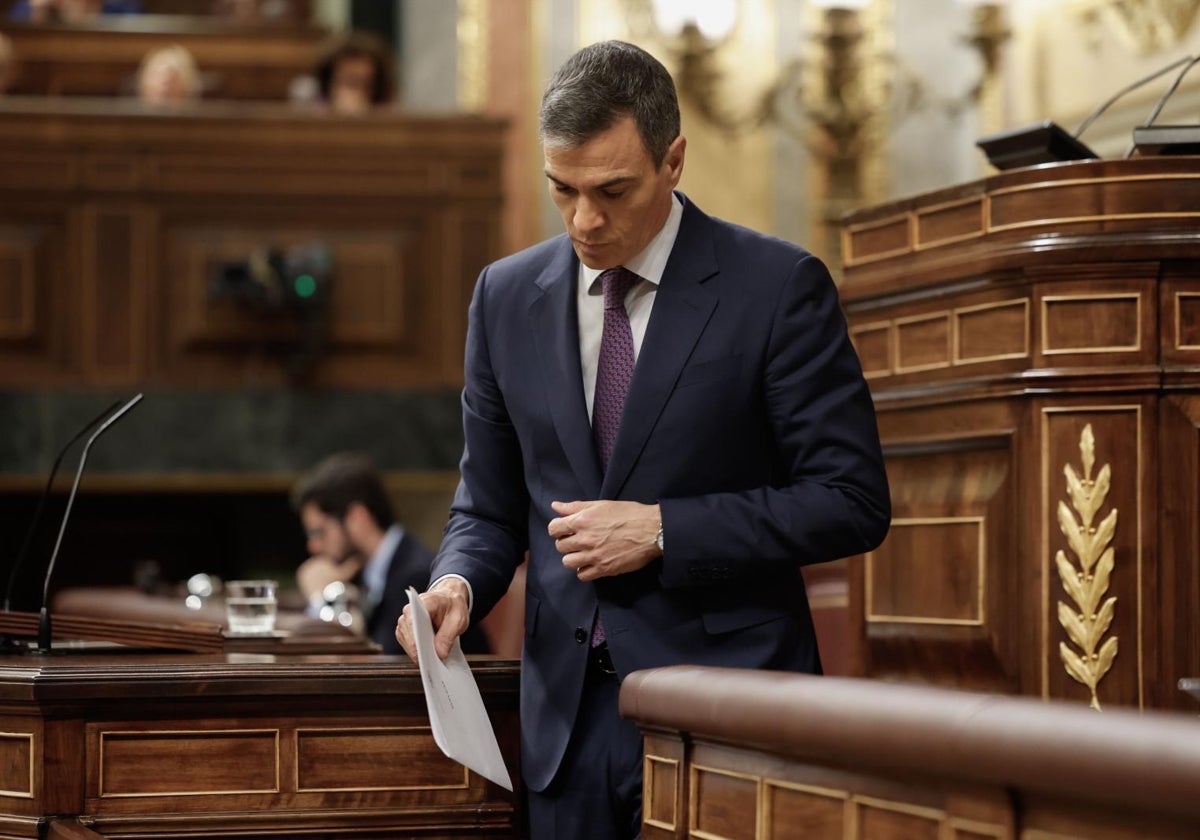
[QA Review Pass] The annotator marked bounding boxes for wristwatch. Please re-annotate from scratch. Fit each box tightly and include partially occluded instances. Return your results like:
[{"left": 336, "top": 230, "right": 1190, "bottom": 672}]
[{"left": 655, "top": 524, "right": 664, "bottom": 553}]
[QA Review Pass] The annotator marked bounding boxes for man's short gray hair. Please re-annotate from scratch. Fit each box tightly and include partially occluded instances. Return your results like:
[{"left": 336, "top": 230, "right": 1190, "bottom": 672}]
[{"left": 539, "top": 40, "right": 681, "bottom": 168}]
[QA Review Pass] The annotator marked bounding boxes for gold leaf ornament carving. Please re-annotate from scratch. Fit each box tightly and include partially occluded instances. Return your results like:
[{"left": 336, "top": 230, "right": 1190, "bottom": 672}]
[{"left": 1055, "top": 423, "right": 1119, "bottom": 710}]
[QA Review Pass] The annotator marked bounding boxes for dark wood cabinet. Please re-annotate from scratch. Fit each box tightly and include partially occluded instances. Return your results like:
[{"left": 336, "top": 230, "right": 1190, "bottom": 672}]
[
  {"left": 0, "top": 652, "right": 520, "bottom": 837},
  {"left": 839, "top": 157, "right": 1200, "bottom": 711}
]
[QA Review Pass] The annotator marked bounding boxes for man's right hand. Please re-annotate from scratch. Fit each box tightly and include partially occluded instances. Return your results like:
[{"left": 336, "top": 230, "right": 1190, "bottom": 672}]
[{"left": 395, "top": 576, "right": 471, "bottom": 663}]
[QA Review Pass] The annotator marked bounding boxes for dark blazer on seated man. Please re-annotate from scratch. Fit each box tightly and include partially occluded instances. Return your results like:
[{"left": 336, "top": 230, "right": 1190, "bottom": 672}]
[
  {"left": 291, "top": 452, "right": 490, "bottom": 655},
  {"left": 364, "top": 524, "right": 489, "bottom": 655}
]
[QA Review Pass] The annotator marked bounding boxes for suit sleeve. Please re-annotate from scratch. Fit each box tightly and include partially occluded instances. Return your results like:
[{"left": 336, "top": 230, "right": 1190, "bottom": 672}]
[
  {"left": 429, "top": 268, "right": 529, "bottom": 618},
  {"left": 658, "top": 254, "right": 890, "bottom": 587}
]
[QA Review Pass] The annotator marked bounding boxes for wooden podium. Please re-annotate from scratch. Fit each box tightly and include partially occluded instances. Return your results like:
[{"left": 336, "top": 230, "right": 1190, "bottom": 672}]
[
  {"left": 839, "top": 156, "right": 1200, "bottom": 711},
  {"left": 0, "top": 647, "right": 519, "bottom": 838}
]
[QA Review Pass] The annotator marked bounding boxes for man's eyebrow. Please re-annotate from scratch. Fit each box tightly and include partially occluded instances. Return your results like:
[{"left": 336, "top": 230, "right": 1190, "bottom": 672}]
[{"left": 543, "top": 172, "right": 637, "bottom": 190}]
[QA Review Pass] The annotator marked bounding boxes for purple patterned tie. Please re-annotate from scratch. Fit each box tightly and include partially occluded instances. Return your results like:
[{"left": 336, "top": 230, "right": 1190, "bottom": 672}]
[
  {"left": 591, "top": 266, "right": 638, "bottom": 647},
  {"left": 593, "top": 267, "right": 639, "bottom": 468}
]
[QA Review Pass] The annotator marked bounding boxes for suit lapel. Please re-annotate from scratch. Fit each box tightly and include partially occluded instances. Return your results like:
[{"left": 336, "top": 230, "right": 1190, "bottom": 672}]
[
  {"left": 529, "top": 240, "right": 604, "bottom": 497},
  {"left": 601, "top": 199, "right": 720, "bottom": 498}
]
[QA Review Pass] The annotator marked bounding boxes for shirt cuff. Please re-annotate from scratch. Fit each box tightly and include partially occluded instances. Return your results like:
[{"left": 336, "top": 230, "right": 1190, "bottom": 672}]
[{"left": 429, "top": 573, "right": 474, "bottom": 613}]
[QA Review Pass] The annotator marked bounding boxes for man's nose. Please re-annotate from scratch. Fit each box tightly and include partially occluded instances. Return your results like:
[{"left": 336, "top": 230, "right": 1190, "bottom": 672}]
[{"left": 572, "top": 197, "right": 604, "bottom": 233}]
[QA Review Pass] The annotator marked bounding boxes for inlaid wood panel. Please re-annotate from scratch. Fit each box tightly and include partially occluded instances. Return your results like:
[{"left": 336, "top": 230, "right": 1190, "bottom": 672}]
[
  {"left": 895, "top": 313, "right": 951, "bottom": 373},
  {"left": 764, "top": 783, "right": 846, "bottom": 839},
  {"left": 866, "top": 517, "right": 984, "bottom": 625},
  {"left": 915, "top": 196, "right": 984, "bottom": 249},
  {"left": 294, "top": 727, "right": 466, "bottom": 792},
  {"left": 849, "top": 322, "right": 891, "bottom": 378},
  {"left": 857, "top": 797, "right": 943, "bottom": 839},
  {"left": 955, "top": 300, "right": 1028, "bottom": 363},
  {"left": 1041, "top": 295, "right": 1140, "bottom": 355},
  {"left": 691, "top": 765, "right": 757, "bottom": 840},
  {"left": 98, "top": 730, "right": 279, "bottom": 797},
  {"left": 0, "top": 733, "right": 34, "bottom": 799}
]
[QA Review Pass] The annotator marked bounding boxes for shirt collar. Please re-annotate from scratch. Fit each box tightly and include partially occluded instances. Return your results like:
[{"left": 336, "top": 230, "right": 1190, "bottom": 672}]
[
  {"left": 583, "top": 192, "right": 683, "bottom": 292},
  {"left": 363, "top": 523, "right": 403, "bottom": 599}
]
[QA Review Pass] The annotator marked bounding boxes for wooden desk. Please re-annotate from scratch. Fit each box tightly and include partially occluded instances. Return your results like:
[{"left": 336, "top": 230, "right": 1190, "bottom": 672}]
[
  {"left": 0, "top": 651, "right": 520, "bottom": 838},
  {"left": 838, "top": 157, "right": 1200, "bottom": 711},
  {"left": 622, "top": 665, "right": 1200, "bottom": 840}
]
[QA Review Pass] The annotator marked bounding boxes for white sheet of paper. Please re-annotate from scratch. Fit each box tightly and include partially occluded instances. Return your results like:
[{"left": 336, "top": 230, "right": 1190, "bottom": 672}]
[{"left": 406, "top": 587, "right": 513, "bottom": 791}]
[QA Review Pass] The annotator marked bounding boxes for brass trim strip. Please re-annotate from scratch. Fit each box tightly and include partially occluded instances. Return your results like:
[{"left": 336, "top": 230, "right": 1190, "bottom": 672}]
[
  {"left": 947, "top": 816, "right": 1009, "bottom": 838},
  {"left": 98, "top": 728, "right": 280, "bottom": 798},
  {"left": 1174, "top": 291, "right": 1200, "bottom": 350},
  {"left": 866, "top": 516, "right": 986, "bottom": 626},
  {"left": 1041, "top": 293, "right": 1141, "bottom": 355},
  {"left": 990, "top": 210, "right": 1200, "bottom": 235},
  {"left": 851, "top": 793, "right": 946, "bottom": 821},
  {"left": 1040, "top": 406, "right": 1143, "bottom": 710},
  {"left": 0, "top": 732, "right": 35, "bottom": 799},
  {"left": 293, "top": 726, "right": 469, "bottom": 793},
  {"left": 987, "top": 171, "right": 1200, "bottom": 198},
  {"left": 643, "top": 755, "right": 680, "bottom": 832}
]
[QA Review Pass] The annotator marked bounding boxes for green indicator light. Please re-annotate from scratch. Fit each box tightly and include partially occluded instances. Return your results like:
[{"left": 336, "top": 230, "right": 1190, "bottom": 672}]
[{"left": 294, "top": 274, "right": 317, "bottom": 298}]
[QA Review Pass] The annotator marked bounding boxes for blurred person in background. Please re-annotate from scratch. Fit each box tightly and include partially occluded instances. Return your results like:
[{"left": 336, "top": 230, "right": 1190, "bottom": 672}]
[
  {"left": 307, "top": 31, "right": 394, "bottom": 114},
  {"left": 136, "top": 44, "right": 202, "bottom": 104},
  {"left": 291, "top": 453, "right": 490, "bottom": 655}
]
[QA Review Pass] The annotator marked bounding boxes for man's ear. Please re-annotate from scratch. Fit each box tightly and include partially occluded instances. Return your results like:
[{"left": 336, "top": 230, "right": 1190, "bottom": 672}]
[{"left": 663, "top": 134, "right": 686, "bottom": 187}]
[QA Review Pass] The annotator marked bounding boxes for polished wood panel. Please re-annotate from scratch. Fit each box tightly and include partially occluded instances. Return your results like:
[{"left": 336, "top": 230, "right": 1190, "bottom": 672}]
[
  {"left": 623, "top": 666, "right": 1200, "bottom": 840},
  {"left": 0, "top": 653, "right": 520, "bottom": 838},
  {"left": 840, "top": 158, "right": 1200, "bottom": 711},
  {"left": 2, "top": 17, "right": 325, "bottom": 101},
  {"left": 0, "top": 99, "right": 505, "bottom": 389}
]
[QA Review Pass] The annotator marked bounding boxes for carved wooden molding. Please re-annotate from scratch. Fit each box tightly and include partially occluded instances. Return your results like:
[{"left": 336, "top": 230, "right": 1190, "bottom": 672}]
[{"left": 1055, "top": 423, "right": 1119, "bottom": 711}]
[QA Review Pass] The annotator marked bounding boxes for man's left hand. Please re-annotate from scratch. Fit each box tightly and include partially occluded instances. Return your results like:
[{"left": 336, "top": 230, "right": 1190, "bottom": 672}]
[{"left": 549, "top": 500, "right": 661, "bottom": 582}]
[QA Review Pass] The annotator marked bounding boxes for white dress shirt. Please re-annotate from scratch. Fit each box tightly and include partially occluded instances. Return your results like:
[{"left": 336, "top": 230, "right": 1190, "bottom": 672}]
[{"left": 578, "top": 193, "right": 684, "bottom": 419}]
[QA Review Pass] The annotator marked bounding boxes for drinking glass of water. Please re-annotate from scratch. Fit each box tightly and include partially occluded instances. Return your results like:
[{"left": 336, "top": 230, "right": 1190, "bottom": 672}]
[{"left": 224, "top": 579, "right": 278, "bottom": 635}]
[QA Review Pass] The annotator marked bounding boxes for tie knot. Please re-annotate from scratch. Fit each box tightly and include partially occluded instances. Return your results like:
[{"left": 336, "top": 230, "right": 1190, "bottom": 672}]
[{"left": 600, "top": 267, "right": 638, "bottom": 311}]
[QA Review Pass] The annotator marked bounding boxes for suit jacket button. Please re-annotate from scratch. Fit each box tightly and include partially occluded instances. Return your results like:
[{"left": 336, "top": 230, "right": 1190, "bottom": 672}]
[{"left": 574, "top": 627, "right": 587, "bottom": 644}]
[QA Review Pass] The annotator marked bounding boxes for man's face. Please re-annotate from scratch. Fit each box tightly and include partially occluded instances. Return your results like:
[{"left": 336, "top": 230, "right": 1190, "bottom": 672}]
[
  {"left": 544, "top": 115, "right": 685, "bottom": 270},
  {"left": 300, "top": 501, "right": 357, "bottom": 563}
]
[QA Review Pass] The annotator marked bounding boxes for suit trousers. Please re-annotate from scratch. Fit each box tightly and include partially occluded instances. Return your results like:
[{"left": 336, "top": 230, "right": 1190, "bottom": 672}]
[{"left": 524, "top": 665, "right": 643, "bottom": 839}]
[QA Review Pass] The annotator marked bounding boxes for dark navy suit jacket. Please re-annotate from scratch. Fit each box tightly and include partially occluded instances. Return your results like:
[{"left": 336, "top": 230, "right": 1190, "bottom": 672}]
[{"left": 431, "top": 195, "right": 890, "bottom": 791}]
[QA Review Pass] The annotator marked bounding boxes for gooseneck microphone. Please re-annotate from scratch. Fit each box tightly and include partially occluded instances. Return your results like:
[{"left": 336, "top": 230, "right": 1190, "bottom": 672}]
[
  {"left": 1125, "top": 54, "right": 1200, "bottom": 158},
  {"left": 1073, "top": 54, "right": 1195, "bottom": 140},
  {"left": 3, "top": 398, "right": 124, "bottom": 613},
  {"left": 37, "top": 393, "right": 143, "bottom": 652}
]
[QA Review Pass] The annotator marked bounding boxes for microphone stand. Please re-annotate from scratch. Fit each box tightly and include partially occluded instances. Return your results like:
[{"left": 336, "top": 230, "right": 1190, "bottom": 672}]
[{"left": 37, "top": 394, "right": 143, "bottom": 653}]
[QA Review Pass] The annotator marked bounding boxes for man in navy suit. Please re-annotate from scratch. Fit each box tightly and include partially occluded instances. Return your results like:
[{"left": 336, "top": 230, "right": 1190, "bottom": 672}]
[
  {"left": 291, "top": 453, "right": 490, "bottom": 655},
  {"left": 396, "top": 40, "right": 889, "bottom": 839}
]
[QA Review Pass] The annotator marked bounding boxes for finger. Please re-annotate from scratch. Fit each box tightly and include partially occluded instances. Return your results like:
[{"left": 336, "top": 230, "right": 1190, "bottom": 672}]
[
  {"left": 551, "top": 499, "right": 588, "bottom": 516},
  {"left": 547, "top": 516, "right": 573, "bottom": 539}
]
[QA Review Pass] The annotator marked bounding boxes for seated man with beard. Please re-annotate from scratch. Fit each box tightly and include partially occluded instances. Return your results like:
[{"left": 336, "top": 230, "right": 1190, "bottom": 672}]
[{"left": 291, "top": 452, "right": 490, "bottom": 654}]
